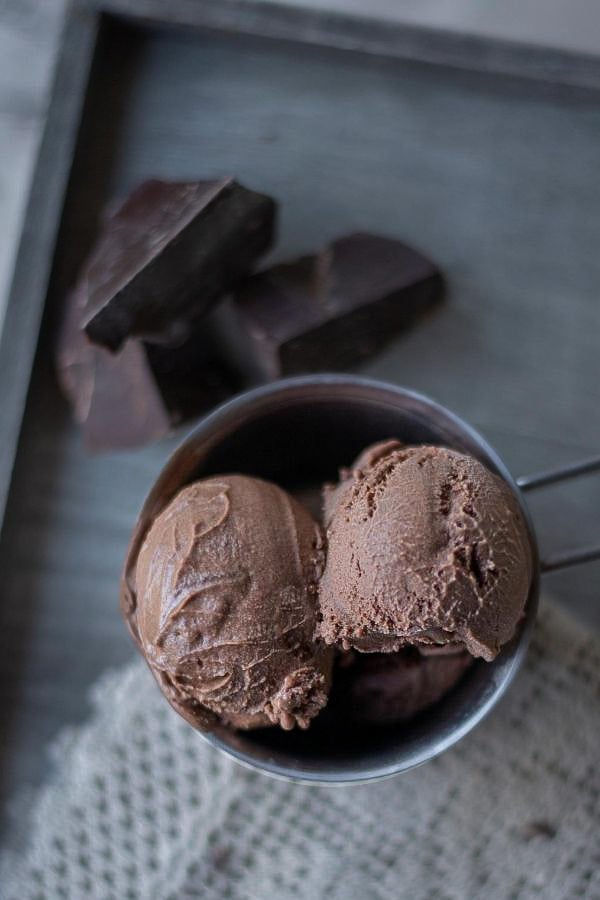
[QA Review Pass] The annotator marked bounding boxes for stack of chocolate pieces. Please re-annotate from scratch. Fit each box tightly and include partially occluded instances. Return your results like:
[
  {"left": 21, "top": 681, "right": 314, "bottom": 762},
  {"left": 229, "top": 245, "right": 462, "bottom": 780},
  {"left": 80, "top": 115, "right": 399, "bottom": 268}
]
[{"left": 58, "top": 178, "right": 444, "bottom": 451}]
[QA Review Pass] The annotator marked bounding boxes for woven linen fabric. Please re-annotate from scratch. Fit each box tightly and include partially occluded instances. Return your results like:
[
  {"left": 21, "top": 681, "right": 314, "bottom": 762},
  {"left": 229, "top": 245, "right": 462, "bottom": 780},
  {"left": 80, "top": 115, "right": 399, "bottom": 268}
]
[{"left": 1, "top": 599, "right": 599, "bottom": 900}]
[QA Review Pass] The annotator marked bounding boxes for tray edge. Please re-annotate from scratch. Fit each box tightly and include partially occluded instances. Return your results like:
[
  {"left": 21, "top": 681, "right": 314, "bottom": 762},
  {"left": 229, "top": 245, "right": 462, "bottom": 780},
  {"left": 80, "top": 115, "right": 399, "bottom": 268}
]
[
  {"left": 96, "top": 0, "right": 600, "bottom": 91},
  {"left": 0, "top": 6, "right": 100, "bottom": 537}
]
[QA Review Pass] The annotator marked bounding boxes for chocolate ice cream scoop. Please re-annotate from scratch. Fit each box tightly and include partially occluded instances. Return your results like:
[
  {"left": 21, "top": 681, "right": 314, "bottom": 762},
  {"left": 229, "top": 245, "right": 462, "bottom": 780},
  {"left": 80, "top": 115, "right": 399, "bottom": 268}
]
[
  {"left": 331, "top": 647, "right": 473, "bottom": 727},
  {"left": 318, "top": 442, "right": 533, "bottom": 661},
  {"left": 124, "top": 475, "right": 331, "bottom": 731}
]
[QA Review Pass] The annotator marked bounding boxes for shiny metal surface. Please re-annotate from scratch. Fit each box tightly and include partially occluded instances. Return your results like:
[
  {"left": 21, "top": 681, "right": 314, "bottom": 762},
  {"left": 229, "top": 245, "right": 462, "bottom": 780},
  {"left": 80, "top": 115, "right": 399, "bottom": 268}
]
[
  {"left": 517, "top": 458, "right": 600, "bottom": 572},
  {"left": 136, "top": 375, "right": 540, "bottom": 784}
]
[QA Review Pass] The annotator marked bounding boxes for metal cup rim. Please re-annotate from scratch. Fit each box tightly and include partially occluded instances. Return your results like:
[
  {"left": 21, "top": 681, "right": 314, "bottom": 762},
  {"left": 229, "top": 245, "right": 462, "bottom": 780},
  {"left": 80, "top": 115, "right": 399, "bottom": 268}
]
[{"left": 136, "top": 374, "right": 539, "bottom": 785}]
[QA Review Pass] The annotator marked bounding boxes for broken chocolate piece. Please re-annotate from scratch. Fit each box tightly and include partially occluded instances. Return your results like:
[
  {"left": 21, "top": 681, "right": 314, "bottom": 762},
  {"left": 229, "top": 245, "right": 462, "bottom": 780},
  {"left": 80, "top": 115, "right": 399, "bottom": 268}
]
[
  {"left": 82, "top": 178, "right": 276, "bottom": 351},
  {"left": 231, "top": 233, "right": 443, "bottom": 380},
  {"left": 57, "top": 284, "right": 236, "bottom": 452}
]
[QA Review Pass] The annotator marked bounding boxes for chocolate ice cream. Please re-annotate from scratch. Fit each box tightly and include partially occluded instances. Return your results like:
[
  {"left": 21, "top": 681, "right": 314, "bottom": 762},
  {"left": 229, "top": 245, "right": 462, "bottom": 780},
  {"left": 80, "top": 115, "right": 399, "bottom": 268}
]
[
  {"left": 318, "top": 442, "right": 532, "bottom": 661},
  {"left": 123, "top": 475, "right": 331, "bottom": 731},
  {"left": 331, "top": 647, "right": 473, "bottom": 727}
]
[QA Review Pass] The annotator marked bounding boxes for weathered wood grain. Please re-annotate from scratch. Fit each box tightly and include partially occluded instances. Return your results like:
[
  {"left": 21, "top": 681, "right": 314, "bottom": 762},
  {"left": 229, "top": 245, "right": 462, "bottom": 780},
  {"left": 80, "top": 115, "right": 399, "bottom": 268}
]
[
  {"left": 0, "top": 8, "right": 99, "bottom": 538},
  {"left": 96, "top": 0, "right": 600, "bottom": 91},
  {"left": 0, "top": 0, "right": 66, "bottom": 331}
]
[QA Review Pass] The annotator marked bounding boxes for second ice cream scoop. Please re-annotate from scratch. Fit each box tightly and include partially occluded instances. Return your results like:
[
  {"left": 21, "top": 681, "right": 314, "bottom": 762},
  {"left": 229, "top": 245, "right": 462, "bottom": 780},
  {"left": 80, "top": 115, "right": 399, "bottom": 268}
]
[
  {"left": 331, "top": 647, "right": 473, "bottom": 727},
  {"left": 125, "top": 474, "right": 331, "bottom": 731},
  {"left": 317, "top": 442, "right": 533, "bottom": 661}
]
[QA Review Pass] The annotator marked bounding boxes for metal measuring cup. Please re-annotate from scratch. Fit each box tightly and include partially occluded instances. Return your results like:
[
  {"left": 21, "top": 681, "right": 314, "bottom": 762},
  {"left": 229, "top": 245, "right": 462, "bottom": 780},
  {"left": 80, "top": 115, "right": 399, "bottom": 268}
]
[{"left": 128, "top": 375, "right": 599, "bottom": 784}]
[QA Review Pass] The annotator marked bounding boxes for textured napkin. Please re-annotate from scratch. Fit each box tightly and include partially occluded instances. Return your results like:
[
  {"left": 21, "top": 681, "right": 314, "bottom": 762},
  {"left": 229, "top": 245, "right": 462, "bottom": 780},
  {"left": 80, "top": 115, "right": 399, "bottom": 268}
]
[{"left": 1, "top": 599, "right": 599, "bottom": 900}]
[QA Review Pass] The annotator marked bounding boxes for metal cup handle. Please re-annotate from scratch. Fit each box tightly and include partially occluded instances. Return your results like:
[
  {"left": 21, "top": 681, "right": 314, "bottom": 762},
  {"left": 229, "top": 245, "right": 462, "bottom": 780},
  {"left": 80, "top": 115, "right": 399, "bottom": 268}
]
[{"left": 516, "top": 455, "right": 600, "bottom": 572}]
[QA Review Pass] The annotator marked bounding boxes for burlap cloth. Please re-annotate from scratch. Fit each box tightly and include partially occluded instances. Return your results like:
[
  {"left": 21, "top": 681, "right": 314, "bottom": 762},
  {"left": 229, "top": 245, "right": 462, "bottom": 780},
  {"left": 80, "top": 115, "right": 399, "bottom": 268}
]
[{"left": 1, "top": 599, "right": 599, "bottom": 900}]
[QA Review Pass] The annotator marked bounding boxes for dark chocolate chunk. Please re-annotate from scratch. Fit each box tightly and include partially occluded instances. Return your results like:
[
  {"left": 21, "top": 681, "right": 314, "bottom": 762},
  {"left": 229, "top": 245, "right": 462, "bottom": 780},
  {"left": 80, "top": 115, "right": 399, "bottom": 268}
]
[
  {"left": 82, "top": 178, "right": 276, "bottom": 351},
  {"left": 231, "top": 233, "right": 443, "bottom": 380},
  {"left": 57, "top": 284, "right": 236, "bottom": 452}
]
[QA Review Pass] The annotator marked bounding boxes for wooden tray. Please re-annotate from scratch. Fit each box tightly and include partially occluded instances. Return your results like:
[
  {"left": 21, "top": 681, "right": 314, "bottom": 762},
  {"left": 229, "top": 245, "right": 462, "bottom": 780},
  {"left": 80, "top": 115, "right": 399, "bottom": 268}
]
[{"left": 1, "top": 0, "right": 599, "bottom": 835}]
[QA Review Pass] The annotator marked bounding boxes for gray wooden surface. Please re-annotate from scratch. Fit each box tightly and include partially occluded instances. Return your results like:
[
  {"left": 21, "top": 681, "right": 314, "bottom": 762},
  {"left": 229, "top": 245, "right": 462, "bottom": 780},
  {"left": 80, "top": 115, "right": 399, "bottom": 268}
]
[
  {"left": 0, "top": 0, "right": 65, "bottom": 334},
  {"left": 1, "top": 17, "right": 600, "bottom": 845},
  {"left": 99, "top": 0, "right": 600, "bottom": 92},
  {"left": 2, "top": 0, "right": 600, "bottom": 340},
  {"left": 259, "top": 0, "right": 600, "bottom": 57}
]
